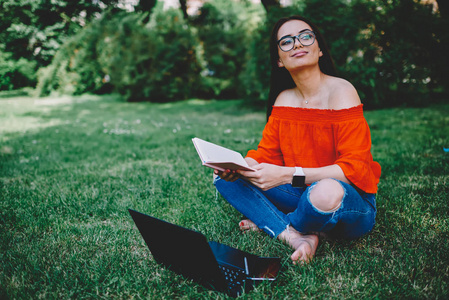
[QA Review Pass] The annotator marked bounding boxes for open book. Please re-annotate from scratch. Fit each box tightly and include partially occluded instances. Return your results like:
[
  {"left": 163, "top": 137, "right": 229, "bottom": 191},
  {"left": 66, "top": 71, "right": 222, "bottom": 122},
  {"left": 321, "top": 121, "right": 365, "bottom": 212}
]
[{"left": 192, "top": 137, "right": 255, "bottom": 172}]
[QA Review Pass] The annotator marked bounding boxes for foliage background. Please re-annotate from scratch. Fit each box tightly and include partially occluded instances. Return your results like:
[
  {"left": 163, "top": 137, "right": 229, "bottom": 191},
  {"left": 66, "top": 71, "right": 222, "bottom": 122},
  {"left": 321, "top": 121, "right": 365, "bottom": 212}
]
[{"left": 1, "top": 0, "right": 448, "bottom": 107}]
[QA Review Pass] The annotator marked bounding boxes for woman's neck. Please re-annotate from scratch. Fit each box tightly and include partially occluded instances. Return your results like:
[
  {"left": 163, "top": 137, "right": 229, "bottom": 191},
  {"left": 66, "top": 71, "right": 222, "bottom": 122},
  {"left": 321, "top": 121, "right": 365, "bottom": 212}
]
[{"left": 290, "top": 67, "right": 325, "bottom": 100}]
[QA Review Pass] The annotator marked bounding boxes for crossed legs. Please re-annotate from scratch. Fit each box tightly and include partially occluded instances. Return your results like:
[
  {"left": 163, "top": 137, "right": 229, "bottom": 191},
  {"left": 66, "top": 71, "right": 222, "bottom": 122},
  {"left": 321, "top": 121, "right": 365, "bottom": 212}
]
[{"left": 236, "top": 179, "right": 345, "bottom": 263}]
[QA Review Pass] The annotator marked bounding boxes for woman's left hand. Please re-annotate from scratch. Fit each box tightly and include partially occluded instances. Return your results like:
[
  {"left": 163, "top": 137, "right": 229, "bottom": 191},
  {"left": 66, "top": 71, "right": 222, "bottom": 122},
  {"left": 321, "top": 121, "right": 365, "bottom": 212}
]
[{"left": 238, "top": 163, "right": 294, "bottom": 191}]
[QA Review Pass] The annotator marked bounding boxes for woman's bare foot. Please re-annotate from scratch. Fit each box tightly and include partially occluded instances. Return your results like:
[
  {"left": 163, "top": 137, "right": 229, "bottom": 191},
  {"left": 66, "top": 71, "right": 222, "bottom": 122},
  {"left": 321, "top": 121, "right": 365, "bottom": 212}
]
[
  {"left": 278, "top": 226, "right": 319, "bottom": 264},
  {"left": 239, "top": 219, "right": 262, "bottom": 232}
]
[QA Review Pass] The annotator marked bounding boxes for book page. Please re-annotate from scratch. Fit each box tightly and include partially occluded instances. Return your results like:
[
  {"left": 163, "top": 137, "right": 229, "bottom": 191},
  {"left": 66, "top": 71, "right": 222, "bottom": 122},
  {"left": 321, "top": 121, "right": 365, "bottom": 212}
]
[{"left": 192, "top": 138, "right": 255, "bottom": 171}]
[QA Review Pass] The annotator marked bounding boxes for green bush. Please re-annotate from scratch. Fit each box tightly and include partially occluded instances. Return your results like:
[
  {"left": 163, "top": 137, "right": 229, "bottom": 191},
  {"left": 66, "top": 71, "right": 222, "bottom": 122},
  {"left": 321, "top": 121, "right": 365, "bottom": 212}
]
[
  {"left": 35, "top": 14, "right": 111, "bottom": 97},
  {"left": 104, "top": 7, "right": 202, "bottom": 102},
  {"left": 364, "top": 0, "right": 439, "bottom": 107},
  {"left": 36, "top": 6, "right": 202, "bottom": 102},
  {"left": 0, "top": 49, "right": 36, "bottom": 91},
  {"left": 193, "top": 0, "right": 263, "bottom": 99}
]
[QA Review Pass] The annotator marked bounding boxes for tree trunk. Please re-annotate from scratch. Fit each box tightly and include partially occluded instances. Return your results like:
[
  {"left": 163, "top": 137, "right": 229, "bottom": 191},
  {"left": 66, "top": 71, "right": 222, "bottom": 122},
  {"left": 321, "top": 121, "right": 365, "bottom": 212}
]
[
  {"left": 136, "top": 0, "right": 157, "bottom": 22},
  {"left": 179, "top": 0, "right": 188, "bottom": 20},
  {"left": 261, "top": 0, "right": 281, "bottom": 13}
]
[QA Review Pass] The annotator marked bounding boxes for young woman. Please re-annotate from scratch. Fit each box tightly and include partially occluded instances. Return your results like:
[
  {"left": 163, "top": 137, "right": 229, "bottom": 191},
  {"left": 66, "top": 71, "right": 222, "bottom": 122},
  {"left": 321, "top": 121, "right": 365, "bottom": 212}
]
[{"left": 214, "top": 16, "right": 381, "bottom": 264}]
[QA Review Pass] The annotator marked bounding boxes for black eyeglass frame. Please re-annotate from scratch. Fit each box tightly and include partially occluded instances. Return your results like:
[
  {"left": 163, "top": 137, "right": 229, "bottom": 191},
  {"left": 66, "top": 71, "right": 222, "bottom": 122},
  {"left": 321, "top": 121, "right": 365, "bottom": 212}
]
[{"left": 277, "top": 30, "right": 316, "bottom": 52}]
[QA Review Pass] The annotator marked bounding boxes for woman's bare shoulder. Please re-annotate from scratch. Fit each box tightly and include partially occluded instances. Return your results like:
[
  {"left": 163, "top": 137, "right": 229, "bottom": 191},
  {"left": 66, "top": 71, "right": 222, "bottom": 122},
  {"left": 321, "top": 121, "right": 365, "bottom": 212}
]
[
  {"left": 326, "top": 76, "right": 361, "bottom": 109},
  {"left": 274, "top": 88, "right": 298, "bottom": 107}
]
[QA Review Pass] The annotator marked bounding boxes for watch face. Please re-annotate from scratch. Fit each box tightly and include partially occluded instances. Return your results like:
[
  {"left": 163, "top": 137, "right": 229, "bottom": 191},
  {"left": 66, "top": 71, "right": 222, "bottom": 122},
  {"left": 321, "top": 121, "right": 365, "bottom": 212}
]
[{"left": 292, "top": 175, "right": 305, "bottom": 188}]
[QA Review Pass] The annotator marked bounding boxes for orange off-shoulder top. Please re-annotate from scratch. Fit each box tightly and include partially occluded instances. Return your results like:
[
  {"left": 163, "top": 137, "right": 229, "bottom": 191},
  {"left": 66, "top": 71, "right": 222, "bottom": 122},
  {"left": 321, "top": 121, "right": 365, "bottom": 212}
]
[{"left": 246, "top": 104, "right": 381, "bottom": 194}]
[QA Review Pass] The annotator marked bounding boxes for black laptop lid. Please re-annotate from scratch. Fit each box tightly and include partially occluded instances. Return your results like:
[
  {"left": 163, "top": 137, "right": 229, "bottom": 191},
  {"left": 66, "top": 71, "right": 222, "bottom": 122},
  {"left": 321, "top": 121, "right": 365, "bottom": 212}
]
[{"left": 128, "top": 209, "right": 227, "bottom": 291}]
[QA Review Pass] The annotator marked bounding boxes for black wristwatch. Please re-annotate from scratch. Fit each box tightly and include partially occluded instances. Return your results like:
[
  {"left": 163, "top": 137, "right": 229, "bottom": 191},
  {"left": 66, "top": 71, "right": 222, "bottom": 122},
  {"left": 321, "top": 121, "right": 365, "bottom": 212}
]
[{"left": 291, "top": 167, "right": 306, "bottom": 188}]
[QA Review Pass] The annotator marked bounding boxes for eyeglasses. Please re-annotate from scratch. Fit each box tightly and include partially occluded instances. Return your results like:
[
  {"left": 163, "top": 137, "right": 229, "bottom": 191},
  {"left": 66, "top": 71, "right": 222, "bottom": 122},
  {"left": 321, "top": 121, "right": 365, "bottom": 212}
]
[{"left": 277, "top": 31, "right": 316, "bottom": 52}]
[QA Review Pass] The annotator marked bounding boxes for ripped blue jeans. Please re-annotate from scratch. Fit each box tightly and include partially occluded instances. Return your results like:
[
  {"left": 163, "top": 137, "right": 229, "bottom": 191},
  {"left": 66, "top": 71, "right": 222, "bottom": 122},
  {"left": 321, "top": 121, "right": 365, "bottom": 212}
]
[{"left": 214, "top": 177, "right": 376, "bottom": 240}]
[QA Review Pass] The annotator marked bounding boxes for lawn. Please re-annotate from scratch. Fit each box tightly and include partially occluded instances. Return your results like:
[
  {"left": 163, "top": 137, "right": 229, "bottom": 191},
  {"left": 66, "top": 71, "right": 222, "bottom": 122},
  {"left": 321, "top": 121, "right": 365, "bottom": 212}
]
[{"left": 1, "top": 94, "right": 448, "bottom": 299}]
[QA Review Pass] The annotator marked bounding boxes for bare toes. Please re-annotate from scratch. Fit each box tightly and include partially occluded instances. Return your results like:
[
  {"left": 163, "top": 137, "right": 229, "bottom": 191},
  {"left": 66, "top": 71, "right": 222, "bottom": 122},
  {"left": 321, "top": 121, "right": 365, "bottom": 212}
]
[
  {"left": 291, "top": 241, "right": 313, "bottom": 264},
  {"left": 239, "top": 219, "right": 261, "bottom": 232}
]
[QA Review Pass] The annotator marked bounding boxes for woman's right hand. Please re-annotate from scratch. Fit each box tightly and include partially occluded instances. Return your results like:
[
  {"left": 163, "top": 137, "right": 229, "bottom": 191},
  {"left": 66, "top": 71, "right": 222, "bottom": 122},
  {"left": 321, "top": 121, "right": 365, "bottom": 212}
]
[
  {"left": 213, "top": 157, "right": 258, "bottom": 182},
  {"left": 214, "top": 169, "right": 240, "bottom": 182}
]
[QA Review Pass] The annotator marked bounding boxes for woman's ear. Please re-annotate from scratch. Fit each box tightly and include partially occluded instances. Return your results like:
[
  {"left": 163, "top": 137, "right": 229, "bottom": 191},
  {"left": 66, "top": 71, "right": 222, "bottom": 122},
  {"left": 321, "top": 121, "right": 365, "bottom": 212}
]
[
  {"left": 277, "top": 58, "right": 284, "bottom": 68},
  {"left": 319, "top": 50, "right": 323, "bottom": 57}
]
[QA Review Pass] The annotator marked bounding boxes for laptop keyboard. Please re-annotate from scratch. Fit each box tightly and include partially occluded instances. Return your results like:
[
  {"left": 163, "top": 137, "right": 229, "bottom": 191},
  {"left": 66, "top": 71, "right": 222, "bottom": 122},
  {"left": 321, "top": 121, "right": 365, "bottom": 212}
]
[{"left": 219, "top": 265, "right": 246, "bottom": 290}]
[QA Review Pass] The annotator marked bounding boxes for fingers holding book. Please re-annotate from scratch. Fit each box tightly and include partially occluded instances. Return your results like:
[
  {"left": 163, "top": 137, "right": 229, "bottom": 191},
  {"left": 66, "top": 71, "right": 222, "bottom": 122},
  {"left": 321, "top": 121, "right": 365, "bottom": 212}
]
[{"left": 214, "top": 169, "right": 241, "bottom": 182}]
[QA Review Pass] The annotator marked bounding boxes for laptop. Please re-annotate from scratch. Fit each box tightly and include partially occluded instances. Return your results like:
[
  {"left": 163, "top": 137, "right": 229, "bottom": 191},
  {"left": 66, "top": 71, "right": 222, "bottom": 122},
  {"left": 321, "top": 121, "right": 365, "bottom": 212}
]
[{"left": 128, "top": 209, "right": 282, "bottom": 297}]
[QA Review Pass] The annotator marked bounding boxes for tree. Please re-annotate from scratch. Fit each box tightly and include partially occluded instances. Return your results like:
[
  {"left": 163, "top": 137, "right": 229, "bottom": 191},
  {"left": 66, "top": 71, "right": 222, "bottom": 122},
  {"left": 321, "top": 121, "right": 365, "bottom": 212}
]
[{"left": 0, "top": 0, "right": 120, "bottom": 67}]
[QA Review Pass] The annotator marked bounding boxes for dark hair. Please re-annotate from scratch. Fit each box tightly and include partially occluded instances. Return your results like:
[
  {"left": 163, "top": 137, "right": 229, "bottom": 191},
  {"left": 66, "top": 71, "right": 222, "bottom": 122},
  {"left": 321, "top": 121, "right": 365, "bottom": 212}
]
[{"left": 266, "top": 16, "right": 337, "bottom": 119}]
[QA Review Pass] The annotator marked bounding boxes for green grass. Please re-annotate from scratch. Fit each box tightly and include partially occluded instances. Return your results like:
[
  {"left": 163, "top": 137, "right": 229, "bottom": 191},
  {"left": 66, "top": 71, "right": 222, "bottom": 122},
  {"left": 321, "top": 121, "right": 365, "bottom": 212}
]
[{"left": 1, "top": 94, "right": 448, "bottom": 299}]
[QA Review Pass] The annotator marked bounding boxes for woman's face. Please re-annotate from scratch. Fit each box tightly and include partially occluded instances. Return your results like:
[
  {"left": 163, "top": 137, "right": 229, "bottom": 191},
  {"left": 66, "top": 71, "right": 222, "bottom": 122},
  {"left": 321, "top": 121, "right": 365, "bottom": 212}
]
[{"left": 276, "top": 20, "right": 322, "bottom": 71}]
